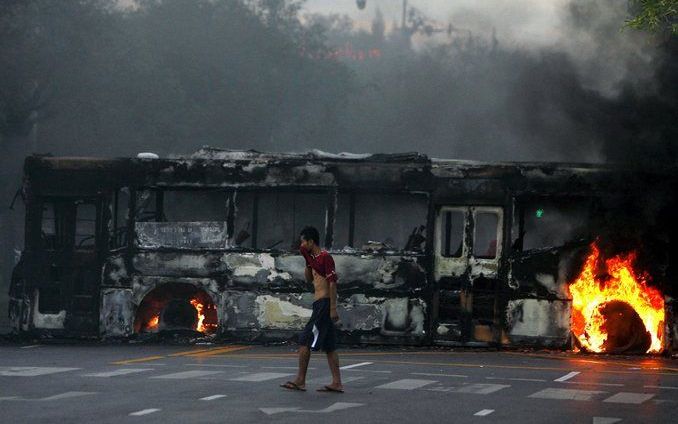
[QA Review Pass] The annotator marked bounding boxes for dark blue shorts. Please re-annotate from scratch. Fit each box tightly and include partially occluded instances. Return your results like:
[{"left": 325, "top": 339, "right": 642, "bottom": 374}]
[{"left": 298, "top": 298, "right": 337, "bottom": 353}]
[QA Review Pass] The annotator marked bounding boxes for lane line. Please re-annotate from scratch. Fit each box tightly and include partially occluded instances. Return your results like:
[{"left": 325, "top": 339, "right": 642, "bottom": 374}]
[
  {"left": 0, "top": 367, "right": 80, "bottom": 377},
  {"left": 151, "top": 370, "right": 223, "bottom": 379},
  {"left": 83, "top": 368, "right": 153, "bottom": 378},
  {"left": 223, "top": 355, "right": 577, "bottom": 373},
  {"left": 112, "top": 356, "right": 165, "bottom": 365},
  {"left": 186, "top": 364, "right": 247, "bottom": 368},
  {"left": 223, "top": 350, "right": 678, "bottom": 374},
  {"left": 20, "top": 345, "right": 41, "bottom": 349},
  {"left": 129, "top": 409, "right": 160, "bottom": 416},
  {"left": 561, "top": 381, "right": 623, "bottom": 387},
  {"left": 485, "top": 377, "right": 545, "bottom": 382},
  {"left": 111, "top": 346, "right": 251, "bottom": 365},
  {"left": 230, "top": 372, "right": 293, "bottom": 382},
  {"left": 306, "top": 375, "right": 364, "bottom": 386},
  {"left": 412, "top": 372, "right": 467, "bottom": 378},
  {"left": 179, "top": 355, "right": 678, "bottom": 376},
  {"left": 644, "top": 385, "right": 678, "bottom": 390},
  {"left": 592, "top": 417, "right": 622, "bottom": 424},
  {"left": 474, "top": 409, "right": 495, "bottom": 417},
  {"left": 200, "top": 395, "right": 227, "bottom": 401},
  {"left": 41, "top": 392, "right": 97, "bottom": 401},
  {"left": 262, "top": 366, "right": 316, "bottom": 370},
  {"left": 169, "top": 348, "right": 219, "bottom": 357},
  {"left": 187, "top": 346, "right": 251, "bottom": 358},
  {"left": 554, "top": 371, "right": 580, "bottom": 382},
  {"left": 376, "top": 379, "right": 437, "bottom": 390},
  {"left": 340, "top": 362, "right": 373, "bottom": 370},
  {"left": 503, "top": 351, "right": 678, "bottom": 373}
]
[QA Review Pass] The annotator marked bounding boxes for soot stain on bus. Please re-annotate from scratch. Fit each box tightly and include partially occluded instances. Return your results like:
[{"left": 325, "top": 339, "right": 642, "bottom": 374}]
[{"left": 8, "top": 148, "right": 677, "bottom": 353}]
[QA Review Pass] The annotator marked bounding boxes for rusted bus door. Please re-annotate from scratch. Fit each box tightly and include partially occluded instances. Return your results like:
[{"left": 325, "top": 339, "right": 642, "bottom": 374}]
[
  {"left": 33, "top": 196, "right": 106, "bottom": 334},
  {"left": 433, "top": 206, "right": 503, "bottom": 343}
]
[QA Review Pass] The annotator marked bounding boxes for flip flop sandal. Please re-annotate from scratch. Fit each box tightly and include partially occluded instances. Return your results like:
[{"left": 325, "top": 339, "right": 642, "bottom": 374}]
[{"left": 280, "top": 381, "right": 306, "bottom": 391}]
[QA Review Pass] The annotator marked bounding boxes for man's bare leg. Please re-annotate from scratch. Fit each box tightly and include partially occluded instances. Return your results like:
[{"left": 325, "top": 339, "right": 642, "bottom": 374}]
[
  {"left": 325, "top": 351, "right": 343, "bottom": 390},
  {"left": 291, "top": 345, "right": 311, "bottom": 388}
]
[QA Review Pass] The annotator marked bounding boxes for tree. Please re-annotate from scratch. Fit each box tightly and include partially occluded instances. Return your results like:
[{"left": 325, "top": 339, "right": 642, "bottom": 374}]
[{"left": 626, "top": 0, "right": 678, "bottom": 35}]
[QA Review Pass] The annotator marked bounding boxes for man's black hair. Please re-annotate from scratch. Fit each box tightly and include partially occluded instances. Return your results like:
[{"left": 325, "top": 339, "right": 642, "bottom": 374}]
[{"left": 300, "top": 226, "right": 320, "bottom": 245}]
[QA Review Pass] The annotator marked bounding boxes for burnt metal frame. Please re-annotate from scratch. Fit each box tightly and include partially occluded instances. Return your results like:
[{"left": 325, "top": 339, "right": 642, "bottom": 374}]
[{"left": 16, "top": 154, "right": 669, "bottom": 347}]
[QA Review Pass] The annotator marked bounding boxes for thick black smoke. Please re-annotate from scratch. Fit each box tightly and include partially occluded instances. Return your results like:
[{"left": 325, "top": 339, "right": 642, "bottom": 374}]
[{"left": 1, "top": 0, "right": 677, "bottom": 328}]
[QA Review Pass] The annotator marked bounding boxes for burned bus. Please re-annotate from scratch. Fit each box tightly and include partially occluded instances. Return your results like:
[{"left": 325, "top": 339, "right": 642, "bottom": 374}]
[{"left": 9, "top": 149, "right": 677, "bottom": 354}]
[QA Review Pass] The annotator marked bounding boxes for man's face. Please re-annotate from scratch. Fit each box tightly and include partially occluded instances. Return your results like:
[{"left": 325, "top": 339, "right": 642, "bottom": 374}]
[{"left": 300, "top": 236, "right": 314, "bottom": 251}]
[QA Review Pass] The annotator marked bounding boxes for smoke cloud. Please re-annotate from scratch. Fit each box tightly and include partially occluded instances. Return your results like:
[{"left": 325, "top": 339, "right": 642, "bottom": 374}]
[{"left": 1, "top": 0, "right": 677, "bottom": 329}]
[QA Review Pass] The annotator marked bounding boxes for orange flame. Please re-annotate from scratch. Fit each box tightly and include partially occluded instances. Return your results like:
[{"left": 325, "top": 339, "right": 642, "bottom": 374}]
[
  {"left": 190, "top": 299, "right": 206, "bottom": 333},
  {"left": 147, "top": 315, "right": 159, "bottom": 330},
  {"left": 569, "top": 244, "right": 665, "bottom": 353}
]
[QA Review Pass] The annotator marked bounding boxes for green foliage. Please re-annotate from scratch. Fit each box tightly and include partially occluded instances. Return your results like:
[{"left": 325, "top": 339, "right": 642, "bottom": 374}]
[{"left": 626, "top": 0, "right": 678, "bottom": 35}]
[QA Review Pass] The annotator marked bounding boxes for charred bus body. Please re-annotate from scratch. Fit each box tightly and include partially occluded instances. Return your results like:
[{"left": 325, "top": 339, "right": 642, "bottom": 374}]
[{"left": 9, "top": 149, "right": 677, "bottom": 353}]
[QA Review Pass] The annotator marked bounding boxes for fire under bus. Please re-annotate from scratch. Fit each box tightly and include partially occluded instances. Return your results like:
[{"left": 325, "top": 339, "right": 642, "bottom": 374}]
[{"left": 8, "top": 149, "right": 677, "bottom": 354}]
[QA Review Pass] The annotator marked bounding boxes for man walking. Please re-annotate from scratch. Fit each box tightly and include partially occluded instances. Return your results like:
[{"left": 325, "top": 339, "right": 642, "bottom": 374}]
[{"left": 280, "top": 226, "right": 343, "bottom": 393}]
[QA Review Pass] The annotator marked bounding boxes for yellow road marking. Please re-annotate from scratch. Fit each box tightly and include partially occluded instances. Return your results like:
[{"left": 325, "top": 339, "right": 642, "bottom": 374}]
[
  {"left": 503, "top": 351, "right": 678, "bottom": 373},
  {"left": 223, "top": 351, "right": 472, "bottom": 358},
  {"left": 112, "top": 355, "right": 166, "bottom": 365},
  {"left": 190, "top": 346, "right": 251, "bottom": 357},
  {"left": 111, "top": 346, "right": 250, "bottom": 364},
  {"left": 216, "top": 353, "right": 678, "bottom": 376},
  {"left": 168, "top": 348, "right": 218, "bottom": 357}
]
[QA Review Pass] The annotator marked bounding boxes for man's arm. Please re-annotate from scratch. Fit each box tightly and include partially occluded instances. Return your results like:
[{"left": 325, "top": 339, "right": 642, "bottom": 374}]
[
  {"left": 329, "top": 281, "right": 339, "bottom": 322},
  {"left": 326, "top": 255, "right": 339, "bottom": 322}
]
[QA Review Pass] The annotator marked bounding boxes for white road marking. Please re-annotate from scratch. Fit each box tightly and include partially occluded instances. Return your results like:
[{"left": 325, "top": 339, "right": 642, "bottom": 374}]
[
  {"left": 200, "top": 395, "right": 227, "bottom": 401},
  {"left": 376, "top": 379, "right": 437, "bottom": 390},
  {"left": 529, "top": 388, "right": 605, "bottom": 401},
  {"left": 186, "top": 364, "right": 247, "bottom": 368},
  {"left": 0, "top": 367, "right": 80, "bottom": 377},
  {"left": 456, "top": 384, "right": 510, "bottom": 395},
  {"left": 474, "top": 409, "right": 495, "bottom": 417},
  {"left": 603, "top": 392, "right": 654, "bottom": 404},
  {"left": 554, "top": 371, "right": 580, "bottom": 382},
  {"left": 263, "top": 366, "right": 316, "bottom": 370},
  {"left": 230, "top": 372, "right": 292, "bottom": 382},
  {"left": 312, "top": 402, "right": 365, "bottom": 413},
  {"left": 644, "top": 385, "right": 678, "bottom": 390},
  {"left": 260, "top": 402, "right": 364, "bottom": 415},
  {"left": 426, "top": 383, "right": 510, "bottom": 395},
  {"left": 412, "top": 372, "right": 467, "bottom": 378},
  {"left": 83, "top": 368, "right": 153, "bottom": 377},
  {"left": 306, "top": 376, "right": 364, "bottom": 386},
  {"left": 485, "top": 377, "right": 545, "bottom": 382},
  {"left": 652, "top": 398, "right": 678, "bottom": 404},
  {"left": 342, "top": 369, "right": 392, "bottom": 374},
  {"left": 0, "top": 392, "right": 97, "bottom": 402},
  {"left": 20, "top": 345, "right": 41, "bottom": 349},
  {"left": 129, "top": 409, "right": 160, "bottom": 416},
  {"left": 41, "top": 392, "right": 97, "bottom": 401},
  {"left": 592, "top": 417, "right": 622, "bottom": 424},
  {"left": 260, "top": 407, "right": 302, "bottom": 415},
  {"left": 561, "top": 381, "right": 624, "bottom": 387},
  {"left": 151, "top": 370, "right": 223, "bottom": 379},
  {"left": 340, "top": 362, "right": 373, "bottom": 370}
]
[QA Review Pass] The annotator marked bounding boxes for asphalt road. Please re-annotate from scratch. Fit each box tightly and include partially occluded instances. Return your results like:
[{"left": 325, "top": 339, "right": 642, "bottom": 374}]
[{"left": 1, "top": 342, "right": 676, "bottom": 423}]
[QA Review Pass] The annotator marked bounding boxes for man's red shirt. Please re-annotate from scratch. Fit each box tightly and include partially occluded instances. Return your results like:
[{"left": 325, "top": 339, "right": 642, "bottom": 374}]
[{"left": 300, "top": 247, "right": 337, "bottom": 284}]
